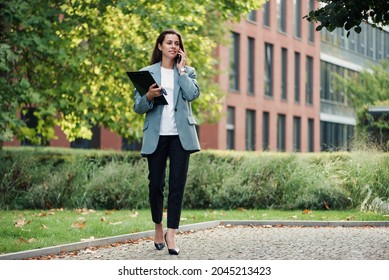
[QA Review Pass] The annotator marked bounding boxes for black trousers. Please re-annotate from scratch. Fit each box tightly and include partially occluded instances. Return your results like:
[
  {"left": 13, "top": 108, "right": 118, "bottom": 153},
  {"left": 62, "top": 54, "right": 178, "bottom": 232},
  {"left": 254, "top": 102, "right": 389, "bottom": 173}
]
[{"left": 146, "top": 135, "right": 190, "bottom": 229}]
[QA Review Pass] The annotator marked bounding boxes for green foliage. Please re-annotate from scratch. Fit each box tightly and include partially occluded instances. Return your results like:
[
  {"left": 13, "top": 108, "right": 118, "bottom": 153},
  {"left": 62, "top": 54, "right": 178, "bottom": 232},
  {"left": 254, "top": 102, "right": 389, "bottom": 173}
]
[
  {"left": 2, "top": 148, "right": 388, "bottom": 213},
  {"left": 82, "top": 161, "right": 149, "bottom": 209},
  {"left": 0, "top": 0, "right": 266, "bottom": 146},
  {"left": 305, "top": 0, "right": 389, "bottom": 36}
]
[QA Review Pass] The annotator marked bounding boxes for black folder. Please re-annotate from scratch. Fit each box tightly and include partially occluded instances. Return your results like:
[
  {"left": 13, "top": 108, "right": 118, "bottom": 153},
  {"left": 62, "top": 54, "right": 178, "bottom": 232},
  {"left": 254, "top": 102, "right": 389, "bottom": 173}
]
[{"left": 126, "top": 71, "right": 168, "bottom": 105}]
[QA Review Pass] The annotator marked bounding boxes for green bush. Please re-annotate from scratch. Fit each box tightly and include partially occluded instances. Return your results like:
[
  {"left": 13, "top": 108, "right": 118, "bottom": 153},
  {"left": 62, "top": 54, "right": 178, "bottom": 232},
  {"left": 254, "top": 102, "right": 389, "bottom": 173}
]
[{"left": 1, "top": 147, "right": 388, "bottom": 213}]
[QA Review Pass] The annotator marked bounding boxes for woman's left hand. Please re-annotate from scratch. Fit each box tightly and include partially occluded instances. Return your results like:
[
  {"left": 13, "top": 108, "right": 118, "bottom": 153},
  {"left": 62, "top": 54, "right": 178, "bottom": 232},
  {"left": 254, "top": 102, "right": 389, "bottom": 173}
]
[{"left": 176, "top": 49, "right": 186, "bottom": 69}]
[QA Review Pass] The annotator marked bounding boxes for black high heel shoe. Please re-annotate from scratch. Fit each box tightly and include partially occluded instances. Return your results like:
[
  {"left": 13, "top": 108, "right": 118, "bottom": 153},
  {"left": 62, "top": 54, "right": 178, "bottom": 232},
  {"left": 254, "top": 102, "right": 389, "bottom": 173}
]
[
  {"left": 154, "top": 242, "right": 165, "bottom": 250},
  {"left": 164, "top": 233, "right": 179, "bottom": 255}
]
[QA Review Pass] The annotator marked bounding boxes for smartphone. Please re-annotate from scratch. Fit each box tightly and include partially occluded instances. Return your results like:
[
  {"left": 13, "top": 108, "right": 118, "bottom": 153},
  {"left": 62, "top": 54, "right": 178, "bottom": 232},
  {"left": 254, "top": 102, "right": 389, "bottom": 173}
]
[{"left": 176, "top": 54, "right": 181, "bottom": 63}]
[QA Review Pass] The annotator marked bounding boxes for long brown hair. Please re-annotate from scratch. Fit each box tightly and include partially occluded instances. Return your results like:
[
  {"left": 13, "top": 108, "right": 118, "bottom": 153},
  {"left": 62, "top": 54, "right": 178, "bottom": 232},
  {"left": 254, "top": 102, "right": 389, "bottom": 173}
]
[{"left": 150, "top": 29, "right": 185, "bottom": 65}]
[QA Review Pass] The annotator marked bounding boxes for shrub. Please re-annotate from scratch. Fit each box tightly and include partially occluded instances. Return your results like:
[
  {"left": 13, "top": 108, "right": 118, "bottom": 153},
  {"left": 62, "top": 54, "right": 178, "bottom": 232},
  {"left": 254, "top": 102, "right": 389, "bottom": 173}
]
[{"left": 1, "top": 147, "right": 388, "bottom": 212}]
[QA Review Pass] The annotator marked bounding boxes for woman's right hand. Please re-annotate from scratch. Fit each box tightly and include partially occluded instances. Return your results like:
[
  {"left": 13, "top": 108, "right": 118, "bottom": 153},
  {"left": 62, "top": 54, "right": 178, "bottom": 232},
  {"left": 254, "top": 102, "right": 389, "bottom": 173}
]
[{"left": 146, "top": 83, "right": 162, "bottom": 101}]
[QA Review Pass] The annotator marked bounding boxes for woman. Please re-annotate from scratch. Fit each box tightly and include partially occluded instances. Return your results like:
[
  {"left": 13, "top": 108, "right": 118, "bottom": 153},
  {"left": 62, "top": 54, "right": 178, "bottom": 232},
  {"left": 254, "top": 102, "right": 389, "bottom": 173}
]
[{"left": 133, "top": 29, "right": 200, "bottom": 255}]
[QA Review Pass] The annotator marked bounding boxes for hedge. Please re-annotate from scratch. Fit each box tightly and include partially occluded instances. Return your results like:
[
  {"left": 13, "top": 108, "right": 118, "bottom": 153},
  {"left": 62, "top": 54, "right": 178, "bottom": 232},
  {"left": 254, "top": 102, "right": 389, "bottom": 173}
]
[{"left": 1, "top": 147, "right": 388, "bottom": 213}]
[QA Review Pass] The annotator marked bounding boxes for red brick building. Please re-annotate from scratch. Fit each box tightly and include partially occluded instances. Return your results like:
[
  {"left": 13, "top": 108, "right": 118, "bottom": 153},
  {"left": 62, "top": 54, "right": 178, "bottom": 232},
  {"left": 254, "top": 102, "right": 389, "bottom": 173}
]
[{"left": 200, "top": 0, "right": 321, "bottom": 152}]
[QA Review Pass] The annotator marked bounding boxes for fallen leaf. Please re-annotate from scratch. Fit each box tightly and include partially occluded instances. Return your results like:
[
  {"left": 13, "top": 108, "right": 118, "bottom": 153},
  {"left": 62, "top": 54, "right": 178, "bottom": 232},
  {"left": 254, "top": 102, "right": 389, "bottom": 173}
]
[
  {"left": 290, "top": 215, "right": 298, "bottom": 219},
  {"left": 41, "top": 224, "right": 49, "bottom": 230},
  {"left": 75, "top": 208, "right": 88, "bottom": 214},
  {"left": 303, "top": 209, "right": 312, "bottom": 214},
  {"left": 180, "top": 217, "right": 187, "bottom": 221},
  {"left": 18, "top": 237, "right": 37, "bottom": 243},
  {"left": 14, "top": 218, "right": 31, "bottom": 228},
  {"left": 108, "top": 221, "right": 122, "bottom": 226},
  {"left": 72, "top": 221, "right": 86, "bottom": 229},
  {"left": 100, "top": 217, "right": 106, "bottom": 222},
  {"left": 130, "top": 211, "right": 138, "bottom": 218}
]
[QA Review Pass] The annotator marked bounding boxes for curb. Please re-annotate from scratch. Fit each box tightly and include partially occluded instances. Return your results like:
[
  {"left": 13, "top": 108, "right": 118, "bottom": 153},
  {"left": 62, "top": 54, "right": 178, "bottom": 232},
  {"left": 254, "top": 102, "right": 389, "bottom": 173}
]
[{"left": 1, "top": 220, "right": 388, "bottom": 260}]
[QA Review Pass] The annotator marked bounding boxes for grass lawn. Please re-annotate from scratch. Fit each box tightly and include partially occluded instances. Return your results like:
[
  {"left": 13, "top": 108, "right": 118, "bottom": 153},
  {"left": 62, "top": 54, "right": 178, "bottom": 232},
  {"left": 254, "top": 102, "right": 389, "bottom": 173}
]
[{"left": 1, "top": 208, "right": 388, "bottom": 254}]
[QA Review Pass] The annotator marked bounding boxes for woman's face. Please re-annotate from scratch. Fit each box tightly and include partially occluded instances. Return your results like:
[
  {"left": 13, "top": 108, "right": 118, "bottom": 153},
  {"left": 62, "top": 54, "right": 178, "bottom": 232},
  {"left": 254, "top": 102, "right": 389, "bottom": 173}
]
[{"left": 158, "top": 33, "right": 180, "bottom": 61}]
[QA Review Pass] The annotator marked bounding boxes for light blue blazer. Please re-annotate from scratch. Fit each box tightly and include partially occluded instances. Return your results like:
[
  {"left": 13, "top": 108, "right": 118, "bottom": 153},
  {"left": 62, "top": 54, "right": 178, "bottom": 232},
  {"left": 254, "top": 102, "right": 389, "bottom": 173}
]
[{"left": 133, "top": 62, "right": 201, "bottom": 156}]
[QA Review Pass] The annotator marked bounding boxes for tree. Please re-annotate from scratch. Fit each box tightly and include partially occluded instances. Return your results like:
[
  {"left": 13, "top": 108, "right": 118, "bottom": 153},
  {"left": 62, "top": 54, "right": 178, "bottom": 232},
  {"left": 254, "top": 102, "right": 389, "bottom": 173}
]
[
  {"left": 0, "top": 0, "right": 266, "bottom": 148},
  {"left": 305, "top": 0, "right": 389, "bottom": 36}
]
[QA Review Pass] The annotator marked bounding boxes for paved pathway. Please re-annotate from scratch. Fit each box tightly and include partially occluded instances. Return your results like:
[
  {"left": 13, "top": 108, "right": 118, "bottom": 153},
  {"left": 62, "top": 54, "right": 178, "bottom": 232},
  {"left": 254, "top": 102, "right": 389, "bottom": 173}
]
[{"left": 42, "top": 224, "right": 389, "bottom": 260}]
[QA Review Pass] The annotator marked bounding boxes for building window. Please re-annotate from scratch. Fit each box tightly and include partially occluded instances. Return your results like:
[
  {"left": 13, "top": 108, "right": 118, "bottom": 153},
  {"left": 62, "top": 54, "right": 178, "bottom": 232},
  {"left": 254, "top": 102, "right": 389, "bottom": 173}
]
[
  {"left": 263, "top": 0, "right": 270, "bottom": 27},
  {"left": 293, "top": 116, "right": 301, "bottom": 152},
  {"left": 320, "top": 61, "right": 355, "bottom": 104},
  {"left": 366, "top": 24, "right": 375, "bottom": 58},
  {"left": 308, "top": 118, "right": 314, "bottom": 152},
  {"left": 306, "top": 56, "right": 313, "bottom": 105},
  {"left": 293, "top": 0, "right": 301, "bottom": 38},
  {"left": 246, "top": 109, "right": 256, "bottom": 151},
  {"left": 227, "top": 106, "right": 235, "bottom": 149},
  {"left": 248, "top": 37, "right": 255, "bottom": 95},
  {"left": 247, "top": 10, "right": 257, "bottom": 22},
  {"left": 20, "top": 108, "right": 48, "bottom": 146},
  {"left": 357, "top": 25, "right": 366, "bottom": 55},
  {"left": 281, "top": 48, "right": 288, "bottom": 100},
  {"left": 348, "top": 29, "right": 356, "bottom": 51},
  {"left": 264, "top": 43, "right": 273, "bottom": 97},
  {"left": 321, "top": 121, "right": 354, "bottom": 151},
  {"left": 308, "top": 0, "right": 315, "bottom": 43},
  {"left": 277, "top": 0, "right": 287, "bottom": 33},
  {"left": 384, "top": 31, "right": 389, "bottom": 59},
  {"left": 376, "top": 28, "right": 383, "bottom": 60},
  {"left": 71, "top": 126, "right": 100, "bottom": 149},
  {"left": 263, "top": 111, "right": 270, "bottom": 150},
  {"left": 294, "top": 52, "right": 300, "bottom": 102},
  {"left": 277, "top": 114, "right": 286, "bottom": 151},
  {"left": 229, "top": 32, "right": 240, "bottom": 91}
]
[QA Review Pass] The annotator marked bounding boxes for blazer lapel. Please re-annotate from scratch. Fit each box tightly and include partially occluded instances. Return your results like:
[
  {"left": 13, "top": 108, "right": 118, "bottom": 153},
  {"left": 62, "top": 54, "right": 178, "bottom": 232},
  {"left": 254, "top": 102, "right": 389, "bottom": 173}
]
[
  {"left": 173, "top": 66, "right": 180, "bottom": 107},
  {"left": 149, "top": 62, "right": 162, "bottom": 86}
]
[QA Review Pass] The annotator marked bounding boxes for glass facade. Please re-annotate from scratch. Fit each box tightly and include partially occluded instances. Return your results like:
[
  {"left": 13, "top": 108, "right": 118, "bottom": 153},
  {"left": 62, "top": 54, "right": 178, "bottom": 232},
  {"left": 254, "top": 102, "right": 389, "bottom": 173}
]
[
  {"left": 246, "top": 109, "right": 256, "bottom": 150},
  {"left": 229, "top": 32, "right": 240, "bottom": 91},
  {"left": 263, "top": 112, "right": 270, "bottom": 150},
  {"left": 306, "top": 56, "right": 313, "bottom": 105},
  {"left": 248, "top": 37, "right": 255, "bottom": 95},
  {"left": 277, "top": 0, "right": 287, "bottom": 33},
  {"left": 294, "top": 52, "right": 300, "bottom": 102},
  {"left": 293, "top": 116, "right": 301, "bottom": 152},
  {"left": 264, "top": 43, "right": 273, "bottom": 97},
  {"left": 227, "top": 106, "right": 235, "bottom": 149},
  {"left": 281, "top": 48, "right": 288, "bottom": 100},
  {"left": 277, "top": 114, "right": 286, "bottom": 151}
]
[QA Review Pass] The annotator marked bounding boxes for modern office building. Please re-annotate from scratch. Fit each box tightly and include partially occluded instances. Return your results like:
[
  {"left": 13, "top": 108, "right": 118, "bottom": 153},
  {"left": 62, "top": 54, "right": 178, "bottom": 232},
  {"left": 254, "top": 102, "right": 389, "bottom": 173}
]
[
  {"left": 4, "top": 0, "right": 389, "bottom": 152},
  {"left": 319, "top": 23, "right": 389, "bottom": 151}
]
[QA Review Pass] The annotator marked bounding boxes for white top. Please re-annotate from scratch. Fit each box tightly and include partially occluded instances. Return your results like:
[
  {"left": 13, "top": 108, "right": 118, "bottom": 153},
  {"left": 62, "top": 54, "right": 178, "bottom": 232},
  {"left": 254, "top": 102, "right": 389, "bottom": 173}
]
[{"left": 159, "top": 67, "right": 178, "bottom": 135}]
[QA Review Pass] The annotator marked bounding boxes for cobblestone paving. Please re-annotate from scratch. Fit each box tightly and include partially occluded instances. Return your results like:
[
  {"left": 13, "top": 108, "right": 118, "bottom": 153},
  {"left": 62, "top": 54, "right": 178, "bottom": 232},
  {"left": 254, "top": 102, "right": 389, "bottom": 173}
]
[{"left": 48, "top": 225, "right": 389, "bottom": 260}]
